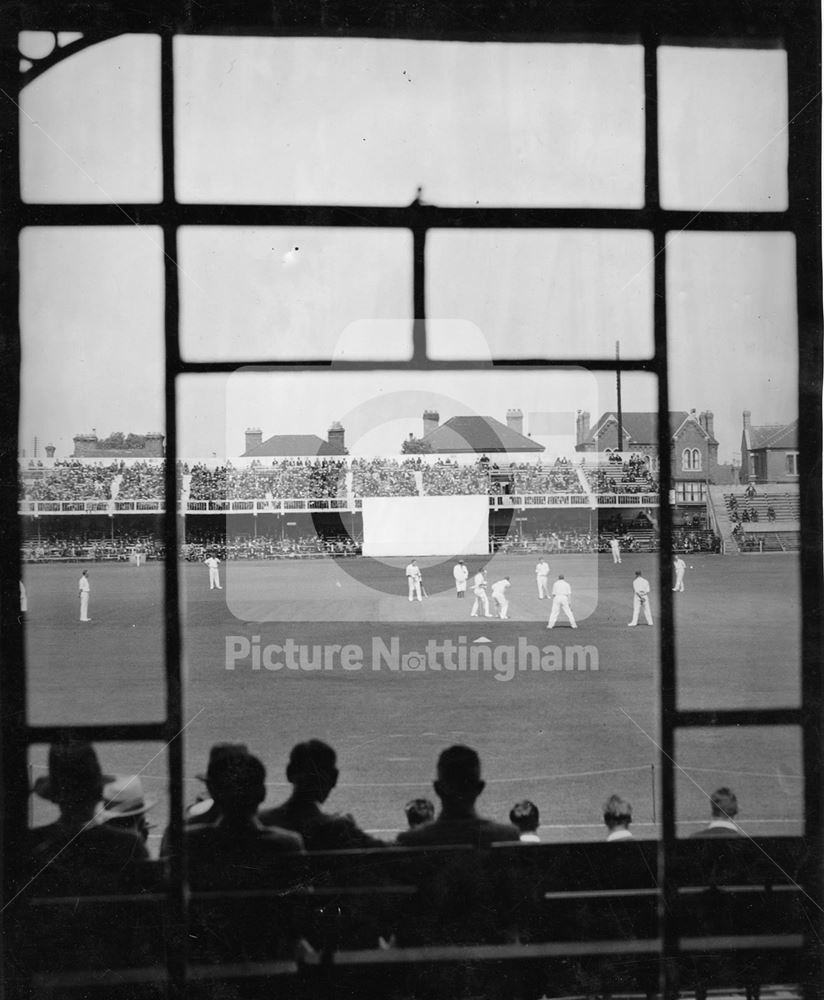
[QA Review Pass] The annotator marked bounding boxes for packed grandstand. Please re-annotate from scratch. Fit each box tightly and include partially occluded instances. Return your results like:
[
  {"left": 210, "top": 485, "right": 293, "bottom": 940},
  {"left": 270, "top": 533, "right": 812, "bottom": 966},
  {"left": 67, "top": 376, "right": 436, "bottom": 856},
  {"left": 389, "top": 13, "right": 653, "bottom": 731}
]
[{"left": 16, "top": 451, "right": 779, "bottom": 557}]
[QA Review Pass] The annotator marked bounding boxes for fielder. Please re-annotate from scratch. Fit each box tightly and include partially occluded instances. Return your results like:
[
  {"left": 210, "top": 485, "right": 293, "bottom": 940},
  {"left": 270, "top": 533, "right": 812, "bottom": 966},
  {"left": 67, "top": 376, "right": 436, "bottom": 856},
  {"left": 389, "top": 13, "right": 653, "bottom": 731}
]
[
  {"left": 628, "top": 570, "right": 653, "bottom": 626},
  {"left": 78, "top": 570, "right": 91, "bottom": 622},
  {"left": 673, "top": 556, "right": 686, "bottom": 592},
  {"left": 547, "top": 574, "right": 577, "bottom": 629},
  {"left": 535, "top": 557, "right": 551, "bottom": 599},
  {"left": 470, "top": 569, "right": 492, "bottom": 618},
  {"left": 205, "top": 554, "right": 222, "bottom": 590},
  {"left": 453, "top": 559, "right": 469, "bottom": 598},
  {"left": 491, "top": 577, "right": 511, "bottom": 620},
  {"left": 19, "top": 580, "right": 27, "bottom": 621},
  {"left": 406, "top": 559, "right": 423, "bottom": 602},
  {"left": 610, "top": 538, "right": 622, "bottom": 564}
]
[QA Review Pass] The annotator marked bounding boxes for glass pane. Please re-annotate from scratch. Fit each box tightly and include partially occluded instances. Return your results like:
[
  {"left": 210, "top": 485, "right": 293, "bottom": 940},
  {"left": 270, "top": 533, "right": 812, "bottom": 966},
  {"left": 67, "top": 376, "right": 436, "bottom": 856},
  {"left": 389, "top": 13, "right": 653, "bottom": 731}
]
[
  {"left": 427, "top": 230, "right": 653, "bottom": 359},
  {"left": 29, "top": 742, "right": 169, "bottom": 862},
  {"left": 20, "top": 228, "right": 166, "bottom": 725},
  {"left": 659, "top": 46, "right": 788, "bottom": 211},
  {"left": 20, "top": 34, "right": 162, "bottom": 204},
  {"left": 178, "top": 368, "right": 666, "bottom": 840},
  {"left": 179, "top": 227, "right": 412, "bottom": 361},
  {"left": 668, "top": 233, "right": 799, "bottom": 710},
  {"left": 175, "top": 37, "right": 644, "bottom": 207},
  {"left": 675, "top": 727, "right": 802, "bottom": 838}
]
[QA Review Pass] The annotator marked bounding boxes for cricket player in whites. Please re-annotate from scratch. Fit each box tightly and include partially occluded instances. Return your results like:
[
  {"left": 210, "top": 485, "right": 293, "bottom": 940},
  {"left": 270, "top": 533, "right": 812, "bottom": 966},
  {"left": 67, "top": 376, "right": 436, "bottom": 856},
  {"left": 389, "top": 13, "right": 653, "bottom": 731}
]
[
  {"left": 205, "top": 554, "right": 222, "bottom": 590},
  {"left": 491, "top": 577, "right": 511, "bottom": 620},
  {"left": 535, "top": 556, "right": 551, "bottom": 599},
  {"left": 547, "top": 575, "right": 577, "bottom": 629},
  {"left": 470, "top": 569, "right": 492, "bottom": 618},
  {"left": 628, "top": 570, "right": 653, "bottom": 626},
  {"left": 406, "top": 559, "right": 423, "bottom": 602},
  {"left": 672, "top": 555, "right": 686, "bottom": 592},
  {"left": 453, "top": 559, "right": 469, "bottom": 598}
]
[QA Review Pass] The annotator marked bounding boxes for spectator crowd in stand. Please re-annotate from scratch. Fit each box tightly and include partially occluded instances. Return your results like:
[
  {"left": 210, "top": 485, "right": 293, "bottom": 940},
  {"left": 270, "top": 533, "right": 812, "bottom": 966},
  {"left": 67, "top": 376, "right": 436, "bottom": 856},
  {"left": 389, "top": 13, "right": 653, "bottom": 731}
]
[{"left": 29, "top": 735, "right": 746, "bottom": 873}]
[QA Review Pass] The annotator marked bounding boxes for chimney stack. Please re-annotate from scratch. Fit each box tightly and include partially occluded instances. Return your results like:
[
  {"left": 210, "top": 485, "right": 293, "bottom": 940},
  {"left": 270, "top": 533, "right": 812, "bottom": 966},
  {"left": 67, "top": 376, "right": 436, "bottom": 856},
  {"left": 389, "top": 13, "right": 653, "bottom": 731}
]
[
  {"left": 423, "top": 410, "right": 439, "bottom": 437},
  {"left": 506, "top": 408, "right": 523, "bottom": 435},
  {"left": 743, "top": 410, "right": 751, "bottom": 431},
  {"left": 327, "top": 421, "right": 345, "bottom": 453},
  {"left": 245, "top": 427, "right": 263, "bottom": 453},
  {"left": 701, "top": 410, "right": 715, "bottom": 438},
  {"left": 576, "top": 410, "right": 591, "bottom": 446}
]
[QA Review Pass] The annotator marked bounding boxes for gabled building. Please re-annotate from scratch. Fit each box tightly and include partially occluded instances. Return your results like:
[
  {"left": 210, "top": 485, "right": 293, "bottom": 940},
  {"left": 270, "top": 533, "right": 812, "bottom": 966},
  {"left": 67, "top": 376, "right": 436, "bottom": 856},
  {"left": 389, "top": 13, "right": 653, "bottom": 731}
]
[
  {"left": 418, "top": 409, "right": 544, "bottom": 455},
  {"left": 575, "top": 409, "right": 720, "bottom": 503},
  {"left": 740, "top": 412, "right": 798, "bottom": 483},
  {"left": 241, "top": 423, "right": 346, "bottom": 457}
]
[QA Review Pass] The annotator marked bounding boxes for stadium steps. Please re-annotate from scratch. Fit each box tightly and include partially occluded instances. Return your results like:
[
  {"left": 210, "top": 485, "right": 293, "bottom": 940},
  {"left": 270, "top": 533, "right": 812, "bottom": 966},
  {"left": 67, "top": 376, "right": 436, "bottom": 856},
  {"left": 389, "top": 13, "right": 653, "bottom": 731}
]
[{"left": 708, "top": 485, "right": 740, "bottom": 554}]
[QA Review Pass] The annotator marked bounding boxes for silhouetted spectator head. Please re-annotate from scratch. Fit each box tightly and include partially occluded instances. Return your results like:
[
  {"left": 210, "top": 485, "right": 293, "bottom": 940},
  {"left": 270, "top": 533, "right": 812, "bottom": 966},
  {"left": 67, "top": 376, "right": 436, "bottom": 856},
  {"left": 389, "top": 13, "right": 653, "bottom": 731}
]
[
  {"left": 405, "top": 798, "right": 435, "bottom": 828},
  {"left": 99, "top": 775, "right": 156, "bottom": 842},
  {"left": 34, "top": 739, "right": 106, "bottom": 816},
  {"left": 509, "top": 800, "right": 540, "bottom": 834},
  {"left": 286, "top": 739, "right": 339, "bottom": 803},
  {"left": 603, "top": 794, "right": 633, "bottom": 832},
  {"left": 196, "top": 742, "right": 250, "bottom": 784},
  {"left": 206, "top": 750, "right": 267, "bottom": 818},
  {"left": 709, "top": 787, "right": 738, "bottom": 820},
  {"left": 434, "top": 745, "right": 484, "bottom": 809}
]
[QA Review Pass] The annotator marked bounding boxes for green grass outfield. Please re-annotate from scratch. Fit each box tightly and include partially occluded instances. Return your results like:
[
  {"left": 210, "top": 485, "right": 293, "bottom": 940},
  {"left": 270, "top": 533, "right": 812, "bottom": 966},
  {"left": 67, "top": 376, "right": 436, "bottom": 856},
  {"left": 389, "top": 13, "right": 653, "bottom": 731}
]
[{"left": 23, "top": 553, "right": 802, "bottom": 848}]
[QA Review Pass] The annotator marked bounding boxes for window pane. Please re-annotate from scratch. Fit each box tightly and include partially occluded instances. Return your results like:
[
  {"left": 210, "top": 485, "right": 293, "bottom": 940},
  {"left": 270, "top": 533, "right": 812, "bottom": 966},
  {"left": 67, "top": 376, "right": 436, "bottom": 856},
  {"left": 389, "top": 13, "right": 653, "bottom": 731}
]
[
  {"left": 29, "top": 742, "right": 169, "bottom": 861},
  {"left": 179, "top": 228, "right": 413, "bottom": 361},
  {"left": 175, "top": 38, "right": 644, "bottom": 207},
  {"left": 21, "top": 35, "right": 162, "bottom": 204},
  {"left": 20, "top": 228, "right": 166, "bottom": 725},
  {"left": 667, "top": 232, "right": 799, "bottom": 710},
  {"left": 659, "top": 46, "right": 788, "bottom": 211},
  {"left": 675, "top": 727, "right": 802, "bottom": 838},
  {"left": 427, "top": 231, "right": 653, "bottom": 359}
]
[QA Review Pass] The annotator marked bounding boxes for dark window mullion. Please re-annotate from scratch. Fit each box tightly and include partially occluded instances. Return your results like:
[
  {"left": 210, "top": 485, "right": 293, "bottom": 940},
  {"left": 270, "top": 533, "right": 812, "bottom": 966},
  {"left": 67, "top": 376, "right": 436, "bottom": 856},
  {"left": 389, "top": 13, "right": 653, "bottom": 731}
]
[{"left": 160, "top": 25, "right": 188, "bottom": 1000}]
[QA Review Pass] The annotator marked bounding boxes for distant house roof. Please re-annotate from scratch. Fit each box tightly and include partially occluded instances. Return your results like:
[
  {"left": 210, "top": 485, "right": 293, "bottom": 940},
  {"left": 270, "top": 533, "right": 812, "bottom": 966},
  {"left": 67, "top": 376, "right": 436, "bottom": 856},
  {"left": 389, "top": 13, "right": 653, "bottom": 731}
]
[
  {"left": 745, "top": 419, "right": 798, "bottom": 452},
  {"left": 242, "top": 434, "right": 340, "bottom": 457},
  {"left": 584, "top": 411, "right": 717, "bottom": 447},
  {"left": 422, "top": 416, "right": 544, "bottom": 454}
]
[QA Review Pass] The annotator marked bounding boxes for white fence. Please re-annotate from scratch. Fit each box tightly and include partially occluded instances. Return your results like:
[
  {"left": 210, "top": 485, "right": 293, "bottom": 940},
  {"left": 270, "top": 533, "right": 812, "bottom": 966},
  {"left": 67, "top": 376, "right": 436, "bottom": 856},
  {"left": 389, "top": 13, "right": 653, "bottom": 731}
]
[{"left": 19, "top": 493, "right": 661, "bottom": 515}]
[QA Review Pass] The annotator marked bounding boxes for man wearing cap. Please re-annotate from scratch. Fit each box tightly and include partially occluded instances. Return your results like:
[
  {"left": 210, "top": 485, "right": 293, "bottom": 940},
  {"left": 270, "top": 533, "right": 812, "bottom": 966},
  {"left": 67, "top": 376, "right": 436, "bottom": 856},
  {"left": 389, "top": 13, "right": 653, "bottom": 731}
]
[
  {"left": 78, "top": 570, "right": 91, "bottom": 621},
  {"left": 673, "top": 555, "right": 686, "bottom": 592},
  {"left": 30, "top": 739, "right": 148, "bottom": 875},
  {"left": 610, "top": 537, "right": 622, "bottom": 565},
  {"left": 627, "top": 570, "right": 653, "bottom": 627},
  {"left": 603, "top": 795, "right": 634, "bottom": 842},
  {"left": 453, "top": 559, "right": 469, "bottom": 598},
  {"left": 690, "top": 787, "right": 743, "bottom": 838},
  {"left": 260, "top": 740, "right": 384, "bottom": 849}
]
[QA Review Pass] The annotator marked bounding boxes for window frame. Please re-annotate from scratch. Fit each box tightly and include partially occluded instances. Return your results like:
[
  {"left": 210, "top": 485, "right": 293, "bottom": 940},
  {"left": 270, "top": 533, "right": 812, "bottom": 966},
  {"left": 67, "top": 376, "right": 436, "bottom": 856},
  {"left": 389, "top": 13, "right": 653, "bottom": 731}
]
[{"left": 0, "top": 4, "right": 821, "bottom": 998}]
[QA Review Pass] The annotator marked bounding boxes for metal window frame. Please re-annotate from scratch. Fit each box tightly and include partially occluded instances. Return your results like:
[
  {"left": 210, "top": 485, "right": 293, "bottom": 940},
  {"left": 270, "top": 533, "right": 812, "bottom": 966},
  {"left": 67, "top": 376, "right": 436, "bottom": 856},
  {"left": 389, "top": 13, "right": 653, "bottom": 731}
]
[{"left": 0, "top": 4, "right": 820, "bottom": 999}]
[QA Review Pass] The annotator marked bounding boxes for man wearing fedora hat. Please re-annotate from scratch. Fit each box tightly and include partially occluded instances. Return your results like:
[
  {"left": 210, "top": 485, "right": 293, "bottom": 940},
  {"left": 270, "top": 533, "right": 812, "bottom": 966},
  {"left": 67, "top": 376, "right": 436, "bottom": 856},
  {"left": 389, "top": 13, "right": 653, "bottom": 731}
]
[
  {"left": 30, "top": 739, "right": 149, "bottom": 874},
  {"left": 99, "top": 775, "right": 156, "bottom": 844}
]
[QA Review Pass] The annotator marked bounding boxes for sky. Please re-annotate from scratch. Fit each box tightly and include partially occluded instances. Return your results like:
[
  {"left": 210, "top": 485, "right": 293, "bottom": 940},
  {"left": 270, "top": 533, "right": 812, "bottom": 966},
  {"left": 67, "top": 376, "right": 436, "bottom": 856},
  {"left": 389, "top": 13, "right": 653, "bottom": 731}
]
[{"left": 17, "top": 34, "right": 797, "bottom": 465}]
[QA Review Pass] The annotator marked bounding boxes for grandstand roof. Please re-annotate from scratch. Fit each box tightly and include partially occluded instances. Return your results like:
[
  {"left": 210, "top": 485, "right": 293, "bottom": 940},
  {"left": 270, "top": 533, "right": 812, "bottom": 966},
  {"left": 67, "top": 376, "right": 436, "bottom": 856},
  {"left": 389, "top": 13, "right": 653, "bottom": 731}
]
[
  {"left": 583, "top": 411, "right": 717, "bottom": 446},
  {"left": 421, "top": 415, "right": 544, "bottom": 453},
  {"left": 242, "top": 434, "right": 341, "bottom": 457},
  {"left": 746, "top": 420, "right": 798, "bottom": 451}
]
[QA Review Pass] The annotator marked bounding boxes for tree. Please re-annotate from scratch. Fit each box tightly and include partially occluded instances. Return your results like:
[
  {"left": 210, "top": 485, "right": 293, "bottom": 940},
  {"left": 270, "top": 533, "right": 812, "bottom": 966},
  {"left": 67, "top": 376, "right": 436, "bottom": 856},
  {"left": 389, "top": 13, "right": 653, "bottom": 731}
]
[{"left": 401, "top": 436, "right": 433, "bottom": 454}]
